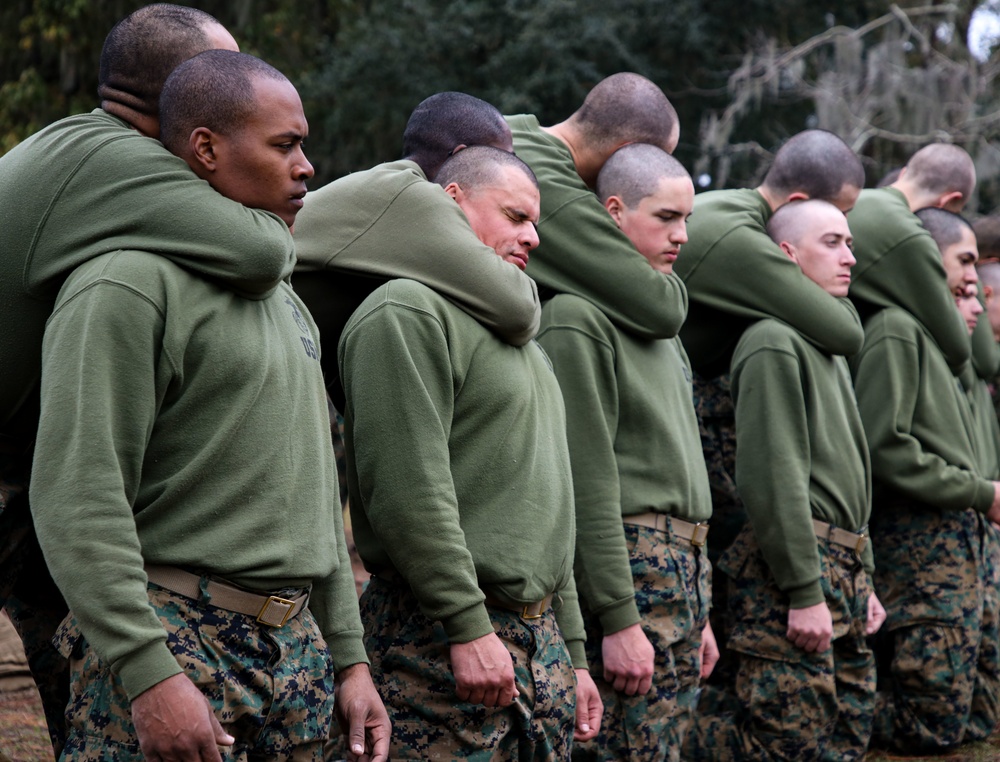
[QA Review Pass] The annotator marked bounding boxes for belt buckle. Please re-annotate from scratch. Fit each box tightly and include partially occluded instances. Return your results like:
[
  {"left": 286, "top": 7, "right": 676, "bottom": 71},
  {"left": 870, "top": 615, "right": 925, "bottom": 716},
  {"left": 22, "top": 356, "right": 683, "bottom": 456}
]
[
  {"left": 257, "top": 595, "right": 296, "bottom": 627},
  {"left": 854, "top": 534, "right": 868, "bottom": 555},
  {"left": 690, "top": 522, "right": 709, "bottom": 547},
  {"left": 521, "top": 602, "right": 544, "bottom": 620}
]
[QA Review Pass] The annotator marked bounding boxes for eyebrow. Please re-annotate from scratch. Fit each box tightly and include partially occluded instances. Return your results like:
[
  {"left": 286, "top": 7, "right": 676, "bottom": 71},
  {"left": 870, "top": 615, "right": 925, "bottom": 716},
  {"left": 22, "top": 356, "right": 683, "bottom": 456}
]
[{"left": 506, "top": 206, "right": 539, "bottom": 224}]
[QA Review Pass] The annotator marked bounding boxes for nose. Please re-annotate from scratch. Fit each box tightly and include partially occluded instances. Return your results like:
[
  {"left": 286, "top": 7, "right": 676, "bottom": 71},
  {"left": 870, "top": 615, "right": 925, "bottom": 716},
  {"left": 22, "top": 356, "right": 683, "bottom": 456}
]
[
  {"left": 671, "top": 221, "right": 689, "bottom": 246},
  {"left": 843, "top": 245, "right": 857, "bottom": 267},
  {"left": 522, "top": 223, "right": 540, "bottom": 251},
  {"left": 295, "top": 148, "right": 315, "bottom": 181}
]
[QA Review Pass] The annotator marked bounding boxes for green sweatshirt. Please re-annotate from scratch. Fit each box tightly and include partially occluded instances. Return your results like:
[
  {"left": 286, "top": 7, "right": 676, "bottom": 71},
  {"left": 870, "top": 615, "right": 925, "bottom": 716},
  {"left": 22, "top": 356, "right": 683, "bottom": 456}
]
[
  {"left": 293, "top": 159, "right": 540, "bottom": 358},
  {"left": 731, "top": 319, "right": 874, "bottom": 608},
  {"left": 967, "top": 318, "right": 1000, "bottom": 480},
  {"left": 850, "top": 307, "right": 994, "bottom": 515},
  {"left": 848, "top": 188, "right": 969, "bottom": 373},
  {"left": 30, "top": 251, "right": 364, "bottom": 701},
  {"left": 674, "top": 189, "right": 864, "bottom": 375},
  {"left": 0, "top": 109, "right": 295, "bottom": 426},
  {"left": 537, "top": 294, "right": 711, "bottom": 634},
  {"left": 505, "top": 114, "right": 688, "bottom": 340},
  {"left": 339, "top": 279, "right": 586, "bottom": 666}
]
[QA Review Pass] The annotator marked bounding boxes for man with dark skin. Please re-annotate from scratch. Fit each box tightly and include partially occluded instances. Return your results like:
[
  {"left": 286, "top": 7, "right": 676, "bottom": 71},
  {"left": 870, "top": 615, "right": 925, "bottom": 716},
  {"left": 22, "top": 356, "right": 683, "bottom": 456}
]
[
  {"left": 0, "top": 6, "right": 294, "bottom": 756},
  {"left": 32, "top": 50, "right": 389, "bottom": 762}
]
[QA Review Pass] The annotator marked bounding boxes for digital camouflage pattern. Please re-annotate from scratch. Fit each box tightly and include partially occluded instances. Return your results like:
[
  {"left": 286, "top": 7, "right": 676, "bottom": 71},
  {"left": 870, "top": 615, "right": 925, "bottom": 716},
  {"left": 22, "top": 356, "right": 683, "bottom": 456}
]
[
  {"left": 684, "top": 526, "right": 876, "bottom": 761},
  {"left": 967, "top": 518, "right": 1000, "bottom": 741},
  {"left": 574, "top": 525, "right": 710, "bottom": 762},
  {"left": 692, "top": 371, "right": 742, "bottom": 694},
  {"left": 0, "top": 435, "right": 68, "bottom": 757},
  {"left": 360, "top": 576, "right": 576, "bottom": 761},
  {"left": 54, "top": 584, "right": 335, "bottom": 761},
  {"left": 867, "top": 507, "right": 986, "bottom": 752}
]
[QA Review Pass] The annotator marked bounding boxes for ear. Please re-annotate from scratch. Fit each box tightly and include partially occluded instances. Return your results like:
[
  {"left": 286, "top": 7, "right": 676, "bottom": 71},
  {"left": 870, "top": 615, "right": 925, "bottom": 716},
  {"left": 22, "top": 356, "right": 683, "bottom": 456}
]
[
  {"left": 779, "top": 240, "right": 799, "bottom": 263},
  {"left": 985, "top": 284, "right": 995, "bottom": 302},
  {"left": 786, "top": 191, "right": 809, "bottom": 203},
  {"left": 443, "top": 182, "right": 463, "bottom": 203},
  {"left": 189, "top": 127, "right": 219, "bottom": 173},
  {"left": 936, "top": 190, "right": 964, "bottom": 210},
  {"left": 449, "top": 143, "right": 468, "bottom": 156},
  {"left": 604, "top": 195, "right": 625, "bottom": 228}
]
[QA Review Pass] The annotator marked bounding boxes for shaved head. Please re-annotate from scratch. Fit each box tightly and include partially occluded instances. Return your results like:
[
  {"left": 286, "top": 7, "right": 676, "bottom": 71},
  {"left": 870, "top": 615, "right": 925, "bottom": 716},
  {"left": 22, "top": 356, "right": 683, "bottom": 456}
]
[
  {"left": 99, "top": 4, "right": 230, "bottom": 123},
  {"left": 915, "top": 207, "right": 973, "bottom": 251},
  {"left": 973, "top": 216, "right": 1000, "bottom": 261},
  {"left": 903, "top": 144, "right": 975, "bottom": 203},
  {"left": 435, "top": 145, "right": 537, "bottom": 194},
  {"left": 571, "top": 73, "right": 679, "bottom": 155},
  {"left": 978, "top": 261, "right": 1000, "bottom": 292},
  {"left": 763, "top": 130, "right": 864, "bottom": 203},
  {"left": 402, "top": 92, "right": 512, "bottom": 181},
  {"left": 597, "top": 144, "right": 689, "bottom": 207},
  {"left": 159, "top": 50, "right": 289, "bottom": 155},
  {"left": 767, "top": 199, "right": 847, "bottom": 249}
]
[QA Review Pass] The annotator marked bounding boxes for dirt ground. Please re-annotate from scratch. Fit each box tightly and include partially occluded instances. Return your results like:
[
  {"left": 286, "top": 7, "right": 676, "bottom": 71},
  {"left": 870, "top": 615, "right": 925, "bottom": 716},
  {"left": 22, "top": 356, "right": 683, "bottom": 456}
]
[{"left": 0, "top": 687, "right": 51, "bottom": 762}]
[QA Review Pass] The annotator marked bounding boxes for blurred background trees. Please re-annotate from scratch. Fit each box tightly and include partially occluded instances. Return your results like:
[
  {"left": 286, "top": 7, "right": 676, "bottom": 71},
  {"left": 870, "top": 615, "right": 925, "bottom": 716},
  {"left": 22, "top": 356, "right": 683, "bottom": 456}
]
[{"left": 4, "top": 0, "right": 1000, "bottom": 210}]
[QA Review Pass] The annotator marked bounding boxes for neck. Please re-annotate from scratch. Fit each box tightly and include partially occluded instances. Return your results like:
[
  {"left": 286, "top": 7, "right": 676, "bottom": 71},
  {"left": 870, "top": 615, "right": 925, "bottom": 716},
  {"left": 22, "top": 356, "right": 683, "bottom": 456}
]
[
  {"left": 101, "top": 100, "right": 159, "bottom": 139},
  {"left": 544, "top": 121, "right": 602, "bottom": 188},
  {"left": 755, "top": 185, "right": 783, "bottom": 212}
]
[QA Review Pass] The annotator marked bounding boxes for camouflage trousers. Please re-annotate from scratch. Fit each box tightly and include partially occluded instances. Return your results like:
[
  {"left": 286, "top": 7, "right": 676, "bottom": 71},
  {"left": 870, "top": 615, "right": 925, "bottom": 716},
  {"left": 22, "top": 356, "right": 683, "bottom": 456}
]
[
  {"left": 0, "top": 435, "right": 68, "bottom": 759},
  {"left": 684, "top": 525, "right": 876, "bottom": 762},
  {"left": 573, "top": 524, "right": 711, "bottom": 762},
  {"left": 693, "top": 372, "right": 745, "bottom": 697},
  {"left": 54, "top": 582, "right": 335, "bottom": 761},
  {"left": 869, "top": 507, "right": 996, "bottom": 753},
  {"left": 360, "top": 575, "right": 576, "bottom": 761}
]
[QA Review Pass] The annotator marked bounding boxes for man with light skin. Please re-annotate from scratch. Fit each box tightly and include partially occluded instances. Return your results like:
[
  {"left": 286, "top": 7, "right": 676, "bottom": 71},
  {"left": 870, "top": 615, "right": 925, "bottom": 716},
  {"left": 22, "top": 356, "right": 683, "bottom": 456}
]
[
  {"left": 535, "top": 144, "right": 714, "bottom": 762},
  {"left": 340, "top": 145, "right": 601, "bottom": 760},
  {"left": 31, "top": 51, "right": 388, "bottom": 762},
  {"left": 688, "top": 199, "right": 885, "bottom": 761},
  {"left": 850, "top": 151, "right": 1000, "bottom": 752}
]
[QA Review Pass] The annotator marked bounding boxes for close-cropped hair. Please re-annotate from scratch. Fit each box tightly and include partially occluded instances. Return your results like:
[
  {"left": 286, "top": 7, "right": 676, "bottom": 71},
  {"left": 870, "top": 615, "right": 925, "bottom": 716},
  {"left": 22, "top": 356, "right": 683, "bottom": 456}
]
[
  {"left": 974, "top": 216, "right": 1000, "bottom": 261},
  {"left": 915, "top": 207, "right": 973, "bottom": 251},
  {"left": 766, "top": 198, "right": 845, "bottom": 248},
  {"left": 99, "top": 3, "right": 222, "bottom": 117},
  {"left": 763, "top": 130, "right": 864, "bottom": 200},
  {"left": 572, "top": 73, "right": 678, "bottom": 153},
  {"left": 905, "top": 143, "right": 975, "bottom": 201},
  {"left": 596, "top": 144, "right": 689, "bottom": 207},
  {"left": 402, "top": 92, "right": 510, "bottom": 180},
  {"left": 159, "top": 50, "right": 288, "bottom": 154},
  {"left": 435, "top": 145, "right": 537, "bottom": 193}
]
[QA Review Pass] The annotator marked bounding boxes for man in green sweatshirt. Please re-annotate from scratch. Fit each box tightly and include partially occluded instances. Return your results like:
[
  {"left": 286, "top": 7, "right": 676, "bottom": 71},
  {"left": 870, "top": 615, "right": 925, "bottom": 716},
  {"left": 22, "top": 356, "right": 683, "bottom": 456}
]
[
  {"left": 0, "top": 6, "right": 295, "bottom": 754},
  {"left": 30, "top": 51, "right": 388, "bottom": 762},
  {"left": 536, "top": 144, "right": 713, "bottom": 762},
  {"left": 292, "top": 92, "right": 540, "bottom": 410},
  {"left": 671, "top": 130, "right": 866, "bottom": 693},
  {"left": 340, "top": 145, "right": 602, "bottom": 761},
  {"left": 849, "top": 147, "right": 1000, "bottom": 753},
  {"left": 687, "top": 199, "right": 885, "bottom": 761}
]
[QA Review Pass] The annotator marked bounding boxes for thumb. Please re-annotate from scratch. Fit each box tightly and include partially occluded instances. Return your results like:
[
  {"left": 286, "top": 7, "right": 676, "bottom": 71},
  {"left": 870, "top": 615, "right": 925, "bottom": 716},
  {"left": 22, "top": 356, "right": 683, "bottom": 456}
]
[
  {"left": 349, "top": 709, "right": 367, "bottom": 757},
  {"left": 576, "top": 694, "right": 591, "bottom": 734},
  {"left": 210, "top": 709, "right": 235, "bottom": 746}
]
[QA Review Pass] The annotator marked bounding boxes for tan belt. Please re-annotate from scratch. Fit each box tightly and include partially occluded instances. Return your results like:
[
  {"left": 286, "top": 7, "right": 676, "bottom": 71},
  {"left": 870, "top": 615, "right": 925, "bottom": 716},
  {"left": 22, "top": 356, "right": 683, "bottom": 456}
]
[
  {"left": 813, "top": 519, "right": 868, "bottom": 554},
  {"left": 483, "top": 592, "right": 553, "bottom": 620},
  {"left": 145, "top": 565, "right": 308, "bottom": 628},
  {"left": 623, "top": 512, "right": 709, "bottom": 547}
]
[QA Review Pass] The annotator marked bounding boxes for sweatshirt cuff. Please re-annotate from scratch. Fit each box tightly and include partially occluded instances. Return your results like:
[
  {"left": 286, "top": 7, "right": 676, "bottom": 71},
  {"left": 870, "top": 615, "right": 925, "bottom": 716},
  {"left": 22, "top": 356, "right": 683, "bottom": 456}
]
[
  {"left": 565, "top": 638, "right": 588, "bottom": 669},
  {"left": 786, "top": 579, "right": 825, "bottom": 610},
  {"left": 325, "top": 632, "right": 371, "bottom": 673},
  {"left": 596, "top": 596, "right": 642, "bottom": 636},
  {"left": 441, "top": 603, "right": 495, "bottom": 644},
  {"left": 972, "top": 478, "right": 996, "bottom": 514},
  {"left": 115, "top": 639, "right": 184, "bottom": 702}
]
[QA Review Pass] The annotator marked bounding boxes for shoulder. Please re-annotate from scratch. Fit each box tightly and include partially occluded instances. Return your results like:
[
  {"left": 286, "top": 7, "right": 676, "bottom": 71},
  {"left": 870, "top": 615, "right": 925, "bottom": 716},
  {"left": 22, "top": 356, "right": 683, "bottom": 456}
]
[
  {"left": 344, "top": 279, "right": 460, "bottom": 330},
  {"left": 733, "top": 319, "right": 803, "bottom": 363},
  {"left": 538, "top": 294, "right": 617, "bottom": 342}
]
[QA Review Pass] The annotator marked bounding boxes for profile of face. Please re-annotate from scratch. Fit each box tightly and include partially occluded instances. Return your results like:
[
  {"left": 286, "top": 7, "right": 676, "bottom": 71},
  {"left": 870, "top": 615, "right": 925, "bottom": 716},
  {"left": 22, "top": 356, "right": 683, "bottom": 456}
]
[
  {"left": 984, "top": 282, "right": 1000, "bottom": 341},
  {"left": 193, "top": 76, "right": 314, "bottom": 228},
  {"left": 827, "top": 183, "right": 862, "bottom": 214},
  {"left": 445, "top": 165, "right": 540, "bottom": 270},
  {"left": 955, "top": 284, "right": 983, "bottom": 335},
  {"left": 605, "top": 175, "right": 694, "bottom": 275},
  {"left": 780, "top": 205, "right": 856, "bottom": 297},
  {"left": 940, "top": 226, "right": 979, "bottom": 294}
]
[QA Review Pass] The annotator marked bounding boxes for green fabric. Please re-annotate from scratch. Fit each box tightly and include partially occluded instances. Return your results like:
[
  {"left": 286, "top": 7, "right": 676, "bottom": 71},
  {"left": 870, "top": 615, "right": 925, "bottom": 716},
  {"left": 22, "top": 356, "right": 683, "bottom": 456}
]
[
  {"left": 536, "top": 294, "right": 711, "bottom": 634},
  {"left": 505, "top": 114, "right": 688, "bottom": 340},
  {"left": 847, "top": 188, "right": 969, "bottom": 373},
  {"left": 339, "top": 279, "right": 586, "bottom": 666},
  {"left": 850, "top": 307, "right": 994, "bottom": 516},
  {"left": 972, "top": 293, "right": 1000, "bottom": 379},
  {"left": 674, "top": 188, "right": 864, "bottom": 375},
  {"left": 31, "top": 251, "right": 364, "bottom": 700},
  {"left": 0, "top": 109, "right": 295, "bottom": 427},
  {"left": 731, "top": 319, "right": 873, "bottom": 608},
  {"left": 968, "top": 318, "right": 1000, "bottom": 480},
  {"left": 293, "top": 160, "right": 540, "bottom": 347}
]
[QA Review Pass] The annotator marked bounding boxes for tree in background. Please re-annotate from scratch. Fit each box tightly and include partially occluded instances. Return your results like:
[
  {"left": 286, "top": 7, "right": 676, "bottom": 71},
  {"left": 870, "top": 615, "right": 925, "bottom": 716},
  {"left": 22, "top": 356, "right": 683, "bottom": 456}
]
[{"left": 5, "top": 0, "right": 1000, "bottom": 212}]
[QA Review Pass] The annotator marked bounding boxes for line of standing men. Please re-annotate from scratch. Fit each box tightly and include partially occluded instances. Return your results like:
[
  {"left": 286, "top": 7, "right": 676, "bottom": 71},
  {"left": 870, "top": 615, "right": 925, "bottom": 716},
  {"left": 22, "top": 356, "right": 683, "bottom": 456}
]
[{"left": 2, "top": 3, "right": 1000, "bottom": 761}]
